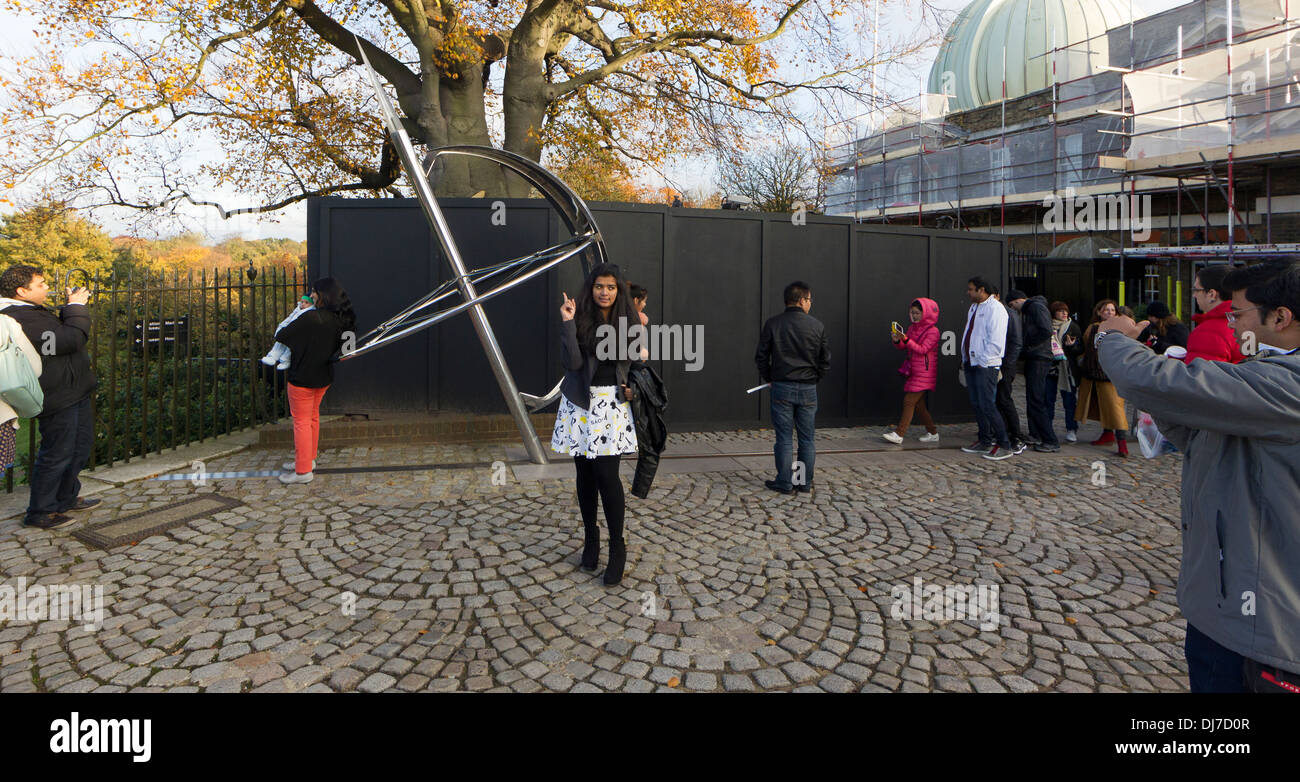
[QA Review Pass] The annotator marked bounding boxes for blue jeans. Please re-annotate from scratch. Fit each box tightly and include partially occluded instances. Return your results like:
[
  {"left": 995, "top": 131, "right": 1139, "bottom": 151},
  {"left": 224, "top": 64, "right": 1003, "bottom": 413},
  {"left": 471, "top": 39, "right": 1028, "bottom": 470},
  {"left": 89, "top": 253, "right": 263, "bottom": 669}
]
[
  {"left": 964, "top": 365, "right": 1008, "bottom": 448},
  {"left": 1050, "top": 376, "right": 1081, "bottom": 431},
  {"left": 770, "top": 381, "right": 817, "bottom": 490},
  {"left": 1184, "top": 623, "right": 1246, "bottom": 693},
  {"left": 27, "top": 395, "right": 94, "bottom": 517}
]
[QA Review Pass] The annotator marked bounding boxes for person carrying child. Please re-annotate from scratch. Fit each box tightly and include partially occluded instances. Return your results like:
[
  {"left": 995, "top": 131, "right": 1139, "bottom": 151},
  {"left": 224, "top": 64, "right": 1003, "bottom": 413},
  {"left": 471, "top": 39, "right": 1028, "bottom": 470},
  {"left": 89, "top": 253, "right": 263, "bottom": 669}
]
[{"left": 262, "top": 295, "right": 315, "bottom": 369}]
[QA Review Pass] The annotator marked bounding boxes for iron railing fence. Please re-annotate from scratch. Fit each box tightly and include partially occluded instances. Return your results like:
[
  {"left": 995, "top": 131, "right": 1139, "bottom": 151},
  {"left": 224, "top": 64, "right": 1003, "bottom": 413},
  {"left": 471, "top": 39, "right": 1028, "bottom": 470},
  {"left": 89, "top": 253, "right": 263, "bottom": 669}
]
[{"left": 3, "top": 265, "right": 306, "bottom": 493}]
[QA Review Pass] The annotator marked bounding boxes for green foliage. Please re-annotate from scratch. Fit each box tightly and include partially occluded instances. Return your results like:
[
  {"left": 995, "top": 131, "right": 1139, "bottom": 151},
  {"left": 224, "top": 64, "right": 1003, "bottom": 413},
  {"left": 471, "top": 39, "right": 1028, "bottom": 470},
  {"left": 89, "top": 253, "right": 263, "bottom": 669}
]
[
  {"left": 0, "top": 206, "right": 306, "bottom": 287},
  {"left": 0, "top": 204, "right": 114, "bottom": 286}
]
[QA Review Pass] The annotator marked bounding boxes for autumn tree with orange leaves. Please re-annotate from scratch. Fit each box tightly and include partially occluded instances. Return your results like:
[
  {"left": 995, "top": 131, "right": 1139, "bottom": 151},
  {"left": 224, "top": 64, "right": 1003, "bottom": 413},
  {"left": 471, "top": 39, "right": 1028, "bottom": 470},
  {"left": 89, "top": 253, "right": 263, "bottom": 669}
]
[{"left": 0, "top": 0, "right": 923, "bottom": 219}]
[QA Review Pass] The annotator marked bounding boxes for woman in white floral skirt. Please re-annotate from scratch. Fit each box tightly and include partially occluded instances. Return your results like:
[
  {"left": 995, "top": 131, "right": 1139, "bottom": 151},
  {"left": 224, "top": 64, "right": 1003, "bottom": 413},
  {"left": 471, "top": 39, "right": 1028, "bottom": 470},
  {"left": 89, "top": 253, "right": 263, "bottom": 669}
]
[{"left": 552, "top": 263, "right": 639, "bottom": 586}]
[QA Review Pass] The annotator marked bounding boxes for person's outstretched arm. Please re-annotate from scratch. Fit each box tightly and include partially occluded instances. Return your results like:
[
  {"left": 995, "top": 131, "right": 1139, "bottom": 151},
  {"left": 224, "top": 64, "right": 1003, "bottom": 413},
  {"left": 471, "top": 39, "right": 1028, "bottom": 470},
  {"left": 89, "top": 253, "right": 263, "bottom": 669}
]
[{"left": 1100, "top": 332, "right": 1300, "bottom": 440}]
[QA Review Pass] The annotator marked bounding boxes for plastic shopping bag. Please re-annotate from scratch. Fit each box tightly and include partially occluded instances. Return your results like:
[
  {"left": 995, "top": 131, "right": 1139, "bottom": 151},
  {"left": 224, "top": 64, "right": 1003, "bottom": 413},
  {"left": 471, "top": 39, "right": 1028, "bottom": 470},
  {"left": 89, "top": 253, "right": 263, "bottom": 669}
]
[{"left": 1134, "top": 410, "right": 1175, "bottom": 458}]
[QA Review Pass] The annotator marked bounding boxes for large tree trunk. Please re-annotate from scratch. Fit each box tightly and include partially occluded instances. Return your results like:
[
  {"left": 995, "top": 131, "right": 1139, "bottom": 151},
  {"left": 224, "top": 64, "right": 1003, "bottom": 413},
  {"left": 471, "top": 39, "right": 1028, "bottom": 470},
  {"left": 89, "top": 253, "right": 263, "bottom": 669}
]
[
  {"left": 438, "top": 62, "right": 511, "bottom": 197},
  {"left": 500, "top": 11, "right": 556, "bottom": 197}
]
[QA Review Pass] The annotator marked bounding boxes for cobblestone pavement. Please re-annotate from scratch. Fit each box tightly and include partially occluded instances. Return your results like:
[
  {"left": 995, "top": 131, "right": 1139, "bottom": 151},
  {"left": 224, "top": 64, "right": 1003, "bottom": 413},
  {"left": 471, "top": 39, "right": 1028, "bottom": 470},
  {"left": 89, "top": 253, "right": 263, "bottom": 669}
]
[{"left": 0, "top": 420, "right": 1188, "bottom": 693}]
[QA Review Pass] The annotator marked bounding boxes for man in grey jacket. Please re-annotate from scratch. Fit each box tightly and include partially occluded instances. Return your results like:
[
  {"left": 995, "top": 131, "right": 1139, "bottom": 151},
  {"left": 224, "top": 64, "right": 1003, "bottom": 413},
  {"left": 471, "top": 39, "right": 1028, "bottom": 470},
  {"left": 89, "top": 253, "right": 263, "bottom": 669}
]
[{"left": 1096, "top": 258, "right": 1300, "bottom": 692}]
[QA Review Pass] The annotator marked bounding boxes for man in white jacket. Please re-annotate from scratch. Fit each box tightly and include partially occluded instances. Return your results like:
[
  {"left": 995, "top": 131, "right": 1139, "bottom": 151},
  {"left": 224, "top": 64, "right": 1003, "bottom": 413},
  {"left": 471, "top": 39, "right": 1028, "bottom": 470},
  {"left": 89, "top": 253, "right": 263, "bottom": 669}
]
[{"left": 959, "top": 276, "right": 1012, "bottom": 460}]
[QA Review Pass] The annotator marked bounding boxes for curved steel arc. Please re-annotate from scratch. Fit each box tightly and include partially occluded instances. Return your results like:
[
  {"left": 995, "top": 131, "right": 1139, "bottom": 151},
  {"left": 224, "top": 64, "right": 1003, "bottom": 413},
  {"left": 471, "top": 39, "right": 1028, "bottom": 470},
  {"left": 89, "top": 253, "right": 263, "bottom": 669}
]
[
  {"left": 351, "top": 232, "right": 595, "bottom": 352},
  {"left": 343, "top": 235, "right": 594, "bottom": 359},
  {"left": 352, "top": 43, "right": 608, "bottom": 462},
  {"left": 427, "top": 145, "right": 608, "bottom": 274}
]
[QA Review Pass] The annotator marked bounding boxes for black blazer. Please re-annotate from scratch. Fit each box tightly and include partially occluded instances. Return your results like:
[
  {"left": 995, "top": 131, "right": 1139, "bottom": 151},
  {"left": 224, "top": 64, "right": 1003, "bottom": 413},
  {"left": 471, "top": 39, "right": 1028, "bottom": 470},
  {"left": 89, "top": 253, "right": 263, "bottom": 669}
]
[{"left": 559, "top": 319, "right": 630, "bottom": 411}]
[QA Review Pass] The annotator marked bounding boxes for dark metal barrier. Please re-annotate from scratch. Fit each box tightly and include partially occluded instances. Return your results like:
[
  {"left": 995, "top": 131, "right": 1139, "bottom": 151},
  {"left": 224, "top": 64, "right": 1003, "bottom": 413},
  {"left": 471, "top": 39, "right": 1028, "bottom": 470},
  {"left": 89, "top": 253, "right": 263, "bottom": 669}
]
[
  {"left": 310, "top": 198, "right": 1008, "bottom": 429},
  {"left": 3, "top": 266, "right": 303, "bottom": 493}
]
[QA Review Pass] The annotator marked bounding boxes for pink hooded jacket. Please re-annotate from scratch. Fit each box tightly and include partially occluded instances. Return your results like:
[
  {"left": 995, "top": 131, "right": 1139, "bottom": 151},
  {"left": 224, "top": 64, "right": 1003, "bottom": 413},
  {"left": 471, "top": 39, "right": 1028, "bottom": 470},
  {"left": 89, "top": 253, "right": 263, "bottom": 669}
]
[{"left": 895, "top": 297, "right": 940, "bottom": 392}]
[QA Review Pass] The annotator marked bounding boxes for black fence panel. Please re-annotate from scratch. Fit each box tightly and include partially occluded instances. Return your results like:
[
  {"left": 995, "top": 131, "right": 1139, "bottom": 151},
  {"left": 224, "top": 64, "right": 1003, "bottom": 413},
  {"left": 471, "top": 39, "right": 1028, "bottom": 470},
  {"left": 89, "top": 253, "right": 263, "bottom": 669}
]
[
  {"left": 308, "top": 198, "right": 1007, "bottom": 429},
  {"left": 764, "top": 220, "right": 850, "bottom": 424},
  {"left": 318, "top": 205, "right": 433, "bottom": 411},
  {"left": 849, "top": 231, "right": 930, "bottom": 422}
]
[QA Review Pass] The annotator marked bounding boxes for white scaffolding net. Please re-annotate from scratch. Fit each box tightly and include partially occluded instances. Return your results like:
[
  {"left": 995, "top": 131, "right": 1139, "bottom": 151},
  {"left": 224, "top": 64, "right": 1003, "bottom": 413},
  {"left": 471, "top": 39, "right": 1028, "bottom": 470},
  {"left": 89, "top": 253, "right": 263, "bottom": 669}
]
[{"left": 1127, "top": 23, "right": 1300, "bottom": 160}]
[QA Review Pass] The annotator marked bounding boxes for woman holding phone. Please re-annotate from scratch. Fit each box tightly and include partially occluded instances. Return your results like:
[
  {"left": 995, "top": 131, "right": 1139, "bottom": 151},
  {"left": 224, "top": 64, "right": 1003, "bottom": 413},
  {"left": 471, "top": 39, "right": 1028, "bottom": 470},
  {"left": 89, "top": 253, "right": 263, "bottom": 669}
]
[
  {"left": 883, "top": 298, "right": 941, "bottom": 444},
  {"left": 552, "top": 263, "right": 639, "bottom": 586}
]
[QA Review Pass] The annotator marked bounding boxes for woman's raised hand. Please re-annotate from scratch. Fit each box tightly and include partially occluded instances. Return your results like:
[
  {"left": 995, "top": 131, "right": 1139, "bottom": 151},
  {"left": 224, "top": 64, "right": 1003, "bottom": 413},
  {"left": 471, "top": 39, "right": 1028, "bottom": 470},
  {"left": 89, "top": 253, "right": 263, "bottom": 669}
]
[{"left": 560, "top": 291, "right": 576, "bottom": 321}]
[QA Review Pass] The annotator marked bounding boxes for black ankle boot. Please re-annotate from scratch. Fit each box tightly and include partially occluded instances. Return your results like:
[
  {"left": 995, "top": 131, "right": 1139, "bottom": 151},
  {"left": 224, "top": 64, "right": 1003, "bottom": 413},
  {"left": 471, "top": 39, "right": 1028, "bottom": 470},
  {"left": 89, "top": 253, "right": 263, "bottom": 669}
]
[
  {"left": 580, "top": 527, "right": 600, "bottom": 572},
  {"left": 603, "top": 538, "right": 626, "bottom": 586}
]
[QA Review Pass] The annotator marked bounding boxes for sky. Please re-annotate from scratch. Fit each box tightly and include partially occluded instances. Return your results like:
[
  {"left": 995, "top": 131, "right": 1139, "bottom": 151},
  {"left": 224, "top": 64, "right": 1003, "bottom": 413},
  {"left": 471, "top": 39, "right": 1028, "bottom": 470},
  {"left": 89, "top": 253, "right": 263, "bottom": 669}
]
[{"left": 0, "top": 0, "right": 1188, "bottom": 241}]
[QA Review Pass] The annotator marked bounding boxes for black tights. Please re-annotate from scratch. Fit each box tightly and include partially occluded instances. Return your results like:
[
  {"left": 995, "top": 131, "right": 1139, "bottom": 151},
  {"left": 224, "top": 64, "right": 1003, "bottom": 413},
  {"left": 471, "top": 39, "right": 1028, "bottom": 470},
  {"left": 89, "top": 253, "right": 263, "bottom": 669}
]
[{"left": 574, "top": 455, "right": 624, "bottom": 556}]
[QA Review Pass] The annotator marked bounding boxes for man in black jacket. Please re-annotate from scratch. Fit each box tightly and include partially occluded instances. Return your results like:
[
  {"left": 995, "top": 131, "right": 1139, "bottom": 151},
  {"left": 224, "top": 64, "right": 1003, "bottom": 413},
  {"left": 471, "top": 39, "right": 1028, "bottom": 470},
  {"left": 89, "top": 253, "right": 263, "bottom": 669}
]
[
  {"left": 755, "top": 281, "right": 830, "bottom": 495},
  {"left": 0, "top": 265, "right": 100, "bottom": 529},
  {"left": 1007, "top": 290, "right": 1061, "bottom": 451}
]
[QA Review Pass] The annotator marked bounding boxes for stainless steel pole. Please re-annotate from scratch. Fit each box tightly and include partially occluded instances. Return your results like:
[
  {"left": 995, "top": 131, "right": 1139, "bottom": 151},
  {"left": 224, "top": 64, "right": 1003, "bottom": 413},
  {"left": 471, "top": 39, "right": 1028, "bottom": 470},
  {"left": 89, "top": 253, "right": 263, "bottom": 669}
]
[
  {"left": 357, "top": 44, "right": 549, "bottom": 464},
  {"left": 409, "top": 170, "right": 550, "bottom": 464}
]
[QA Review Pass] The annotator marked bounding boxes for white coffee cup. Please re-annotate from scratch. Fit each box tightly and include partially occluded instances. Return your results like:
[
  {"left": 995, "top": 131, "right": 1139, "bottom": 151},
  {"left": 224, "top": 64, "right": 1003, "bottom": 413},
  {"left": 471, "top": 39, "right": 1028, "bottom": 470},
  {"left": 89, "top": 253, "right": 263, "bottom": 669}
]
[{"left": 1164, "top": 345, "right": 1188, "bottom": 360}]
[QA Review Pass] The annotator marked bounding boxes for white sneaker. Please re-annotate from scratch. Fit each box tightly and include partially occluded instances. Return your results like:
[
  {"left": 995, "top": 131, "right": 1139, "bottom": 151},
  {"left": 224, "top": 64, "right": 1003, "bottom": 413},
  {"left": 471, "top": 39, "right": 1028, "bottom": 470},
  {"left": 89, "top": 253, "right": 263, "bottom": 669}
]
[
  {"left": 282, "top": 460, "right": 316, "bottom": 471},
  {"left": 918, "top": 432, "right": 940, "bottom": 443},
  {"left": 276, "top": 360, "right": 291, "bottom": 370},
  {"left": 278, "top": 470, "right": 314, "bottom": 484},
  {"left": 1065, "top": 431, "right": 1077, "bottom": 443},
  {"left": 260, "top": 355, "right": 277, "bottom": 366},
  {"left": 881, "top": 431, "right": 903, "bottom": 444}
]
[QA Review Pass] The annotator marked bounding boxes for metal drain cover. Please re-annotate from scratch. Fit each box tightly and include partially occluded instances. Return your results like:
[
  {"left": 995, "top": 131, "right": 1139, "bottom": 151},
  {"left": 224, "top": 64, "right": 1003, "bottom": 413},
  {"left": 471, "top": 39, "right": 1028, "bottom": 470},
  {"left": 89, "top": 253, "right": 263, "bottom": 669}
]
[{"left": 71, "top": 494, "right": 244, "bottom": 550}]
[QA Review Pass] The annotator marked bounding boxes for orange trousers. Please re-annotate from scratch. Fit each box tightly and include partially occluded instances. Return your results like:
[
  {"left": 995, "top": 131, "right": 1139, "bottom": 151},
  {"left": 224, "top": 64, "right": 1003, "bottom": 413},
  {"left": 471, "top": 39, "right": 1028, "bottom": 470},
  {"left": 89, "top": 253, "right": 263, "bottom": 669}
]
[{"left": 287, "top": 383, "right": 329, "bottom": 474}]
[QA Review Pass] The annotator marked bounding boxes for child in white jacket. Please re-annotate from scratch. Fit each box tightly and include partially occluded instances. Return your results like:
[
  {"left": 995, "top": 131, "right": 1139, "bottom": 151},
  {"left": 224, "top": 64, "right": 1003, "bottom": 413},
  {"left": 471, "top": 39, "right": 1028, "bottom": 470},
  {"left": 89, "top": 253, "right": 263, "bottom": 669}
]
[{"left": 261, "top": 297, "right": 315, "bottom": 369}]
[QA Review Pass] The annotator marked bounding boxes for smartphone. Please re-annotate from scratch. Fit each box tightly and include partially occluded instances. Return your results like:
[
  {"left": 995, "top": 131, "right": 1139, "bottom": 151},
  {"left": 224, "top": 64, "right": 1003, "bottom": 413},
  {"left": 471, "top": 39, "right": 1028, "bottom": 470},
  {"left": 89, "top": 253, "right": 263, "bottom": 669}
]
[{"left": 891, "top": 321, "right": 904, "bottom": 335}]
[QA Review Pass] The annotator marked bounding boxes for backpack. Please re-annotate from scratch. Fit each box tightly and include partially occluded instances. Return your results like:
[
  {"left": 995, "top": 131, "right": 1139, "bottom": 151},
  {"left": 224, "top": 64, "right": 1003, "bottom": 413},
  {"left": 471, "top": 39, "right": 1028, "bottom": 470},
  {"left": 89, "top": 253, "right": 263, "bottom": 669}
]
[{"left": 0, "top": 318, "right": 44, "bottom": 418}]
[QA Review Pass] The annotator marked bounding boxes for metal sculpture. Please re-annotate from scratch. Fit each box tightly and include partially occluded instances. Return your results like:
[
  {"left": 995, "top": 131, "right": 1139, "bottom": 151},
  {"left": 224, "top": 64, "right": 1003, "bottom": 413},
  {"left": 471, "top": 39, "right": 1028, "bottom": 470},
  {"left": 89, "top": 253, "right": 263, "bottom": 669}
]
[{"left": 346, "top": 45, "right": 609, "bottom": 464}]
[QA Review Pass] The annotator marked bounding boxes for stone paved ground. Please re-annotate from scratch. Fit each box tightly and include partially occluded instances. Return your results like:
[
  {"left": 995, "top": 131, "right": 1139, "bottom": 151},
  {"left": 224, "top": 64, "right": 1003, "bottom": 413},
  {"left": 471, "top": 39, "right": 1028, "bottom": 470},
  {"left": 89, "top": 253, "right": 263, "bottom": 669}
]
[{"left": 0, "top": 411, "right": 1189, "bottom": 693}]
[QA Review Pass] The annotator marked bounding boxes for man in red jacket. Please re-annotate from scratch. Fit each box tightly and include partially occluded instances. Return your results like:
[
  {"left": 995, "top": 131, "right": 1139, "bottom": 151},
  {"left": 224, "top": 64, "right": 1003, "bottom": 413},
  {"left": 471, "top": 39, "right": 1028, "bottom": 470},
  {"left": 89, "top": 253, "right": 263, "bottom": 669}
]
[{"left": 1186, "top": 264, "right": 1245, "bottom": 364}]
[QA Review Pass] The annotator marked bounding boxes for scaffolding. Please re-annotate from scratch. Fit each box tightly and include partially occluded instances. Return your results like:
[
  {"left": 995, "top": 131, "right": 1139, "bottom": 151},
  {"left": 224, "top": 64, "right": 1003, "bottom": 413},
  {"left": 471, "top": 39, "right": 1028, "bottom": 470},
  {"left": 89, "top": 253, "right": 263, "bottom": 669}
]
[
  {"left": 824, "top": 22, "right": 1132, "bottom": 221},
  {"left": 825, "top": 0, "right": 1300, "bottom": 311},
  {"left": 825, "top": 0, "right": 1300, "bottom": 234}
]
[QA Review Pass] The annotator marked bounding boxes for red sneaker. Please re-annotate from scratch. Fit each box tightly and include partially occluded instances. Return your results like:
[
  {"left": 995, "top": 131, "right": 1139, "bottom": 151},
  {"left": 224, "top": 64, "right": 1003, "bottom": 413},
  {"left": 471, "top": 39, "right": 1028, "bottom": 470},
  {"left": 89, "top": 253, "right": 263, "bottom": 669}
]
[
  {"left": 1116, "top": 439, "right": 1129, "bottom": 457},
  {"left": 1091, "top": 431, "right": 1115, "bottom": 446}
]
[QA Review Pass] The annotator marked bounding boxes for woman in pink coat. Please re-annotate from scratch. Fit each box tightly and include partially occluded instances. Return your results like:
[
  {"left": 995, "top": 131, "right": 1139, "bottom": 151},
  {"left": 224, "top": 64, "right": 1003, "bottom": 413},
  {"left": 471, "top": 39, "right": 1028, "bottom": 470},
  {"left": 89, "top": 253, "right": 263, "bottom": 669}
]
[{"left": 883, "top": 297, "right": 940, "bottom": 444}]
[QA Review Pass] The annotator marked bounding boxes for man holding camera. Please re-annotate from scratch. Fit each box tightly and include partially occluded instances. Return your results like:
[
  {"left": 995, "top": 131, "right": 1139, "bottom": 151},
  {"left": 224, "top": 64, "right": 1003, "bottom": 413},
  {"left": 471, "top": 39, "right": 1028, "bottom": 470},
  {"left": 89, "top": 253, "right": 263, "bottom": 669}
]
[
  {"left": 0, "top": 265, "right": 100, "bottom": 529},
  {"left": 1097, "top": 259, "right": 1300, "bottom": 692}
]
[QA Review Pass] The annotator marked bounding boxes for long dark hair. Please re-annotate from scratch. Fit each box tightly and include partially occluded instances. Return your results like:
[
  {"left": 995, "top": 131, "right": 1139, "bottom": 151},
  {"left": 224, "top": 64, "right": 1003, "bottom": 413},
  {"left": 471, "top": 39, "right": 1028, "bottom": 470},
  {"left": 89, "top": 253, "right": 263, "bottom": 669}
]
[
  {"left": 574, "top": 263, "right": 638, "bottom": 356},
  {"left": 1152, "top": 314, "right": 1181, "bottom": 337},
  {"left": 312, "top": 277, "right": 356, "bottom": 333}
]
